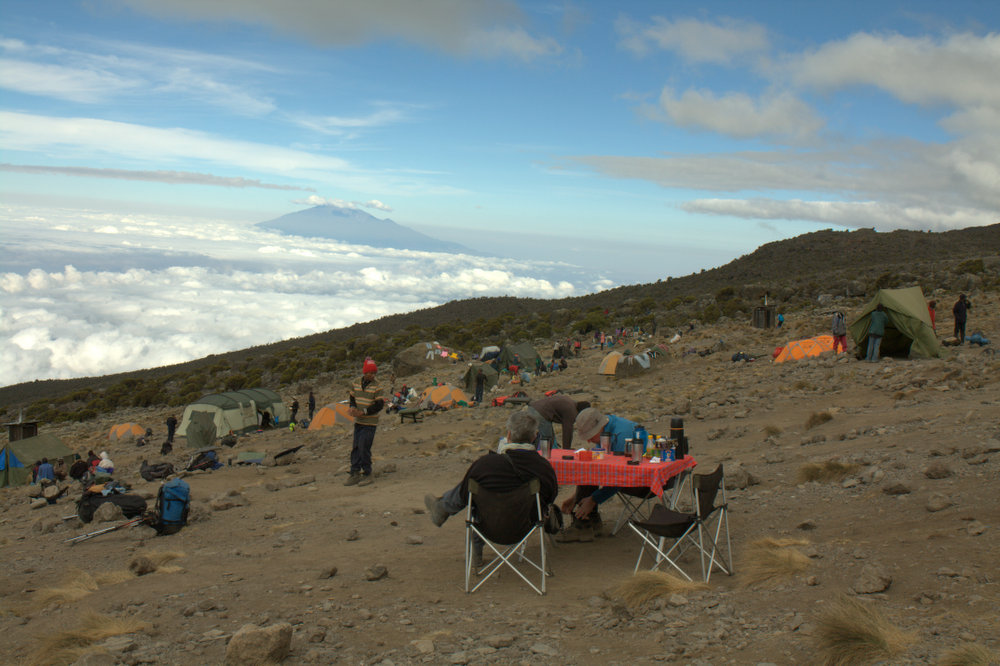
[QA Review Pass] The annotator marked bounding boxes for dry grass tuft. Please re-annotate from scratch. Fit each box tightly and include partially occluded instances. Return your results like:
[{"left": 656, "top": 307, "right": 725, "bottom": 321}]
[
  {"left": 29, "top": 612, "right": 150, "bottom": 666},
  {"left": 762, "top": 424, "right": 783, "bottom": 437},
  {"left": 94, "top": 570, "right": 135, "bottom": 586},
  {"left": 938, "top": 643, "right": 1000, "bottom": 666},
  {"left": 615, "top": 571, "right": 708, "bottom": 607},
  {"left": 806, "top": 411, "right": 834, "bottom": 429},
  {"left": 33, "top": 571, "right": 99, "bottom": 607},
  {"left": 814, "top": 596, "right": 915, "bottom": 666},
  {"left": 740, "top": 538, "right": 811, "bottom": 587},
  {"left": 141, "top": 550, "right": 185, "bottom": 568},
  {"left": 797, "top": 460, "right": 860, "bottom": 484}
]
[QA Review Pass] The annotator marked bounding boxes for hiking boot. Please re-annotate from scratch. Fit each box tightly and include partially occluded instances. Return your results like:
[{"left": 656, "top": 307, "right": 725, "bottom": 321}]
[
  {"left": 543, "top": 505, "right": 563, "bottom": 534},
  {"left": 555, "top": 523, "right": 594, "bottom": 543},
  {"left": 357, "top": 474, "right": 373, "bottom": 487},
  {"left": 343, "top": 472, "right": 361, "bottom": 486},
  {"left": 424, "top": 494, "right": 448, "bottom": 527}
]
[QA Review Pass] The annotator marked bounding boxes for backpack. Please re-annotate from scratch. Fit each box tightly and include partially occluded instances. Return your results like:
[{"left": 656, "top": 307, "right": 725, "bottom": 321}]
[
  {"left": 140, "top": 460, "right": 174, "bottom": 482},
  {"left": 832, "top": 312, "right": 847, "bottom": 336},
  {"left": 153, "top": 478, "right": 190, "bottom": 535}
]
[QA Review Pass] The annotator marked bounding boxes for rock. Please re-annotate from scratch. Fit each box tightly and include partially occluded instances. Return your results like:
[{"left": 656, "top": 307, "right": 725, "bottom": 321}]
[
  {"left": 210, "top": 491, "right": 249, "bottom": 511},
  {"left": 485, "top": 635, "right": 514, "bottom": 648},
  {"left": 129, "top": 556, "right": 157, "bottom": 576},
  {"left": 668, "top": 594, "right": 688, "bottom": 607},
  {"left": 853, "top": 564, "right": 892, "bottom": 594},
  {"left": 42, "top": 485, "right": 62, "bottom": 500},
  {"left": 364, "top": 565, "right": 388, "bottom": 581},
  {"left": 724, "top": 464, "right": 758, "bottom": 490},
  {"left": 33, "top": 517, "right": 61, "bottom": 533},
  {"left": 224, "top": 623, "right": 293, "bottom": 666},
  {"left": 530, "top": 643, "right": 559, "bottom": 657},
  {"left": 69, "top": 652, "right": 117, "bottom": 666},
  {"left": 411, "top": 639, "right": 435, "bottom": 654},
  {"left": 926, "top": 493, "right": 952, "bottom": 512},
  {"left": 27, "top": 484, "right": 43, "bottom": 498},
  {"left": 805, "top": 576, "right": 819, "bottom": 586},
  {"left": 93, "top": 502, "right": 125, "bottom": 522},
  {"left": 29, "top": 497, "right": 48, "bottom": 510},
  {"left": 797, "top": 519, "right": 817, "bottom": 531},
  {"left": 881, "top": 483, "right": 911, "bottom": 496},
  {"left": 966, "top": 521, "right": 987, "bottom": 536},
  {"left": 404, "top": 535, "right": 423, "bottom": 545},
  {"left": 317, "top": 567, "right": 338, "bottom": 579},
  {"left": 923, "top": 462, "right": 952, "bottom": 479},
  {"left": 346, "top": 529, "right": 359, "bottom": 542}
]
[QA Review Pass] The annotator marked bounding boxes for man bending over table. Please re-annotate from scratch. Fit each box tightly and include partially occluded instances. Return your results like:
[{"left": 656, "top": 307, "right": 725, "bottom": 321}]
[
  {"left": 424, "top": 409, "right": 559, "bottom": 566},
  {"left": 557, "top": 407, "right": 652, "bottom": 543}
]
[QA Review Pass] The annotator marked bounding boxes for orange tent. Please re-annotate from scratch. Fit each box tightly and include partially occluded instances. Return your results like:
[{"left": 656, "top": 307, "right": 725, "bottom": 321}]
[
  {"left": 773, "top": 335, "right": 837, "bottom": 363},
  {"left": 307, "top": 403, "right": 355, "bottom": 430},
  {"left": 418, "top": 384, "right": 471, "bottom": 408},
  {"left": 109, "top": 422, "right": 145, "bottom": 441}
]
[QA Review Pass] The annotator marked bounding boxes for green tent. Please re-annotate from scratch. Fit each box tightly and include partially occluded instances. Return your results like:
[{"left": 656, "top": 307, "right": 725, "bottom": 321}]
[
  {"left": 0, "top": 433, "right": 76, "bottom": 487},
  {"left": 461, "top": 363, "right": 499, "bottom": 394},
  {"left": 496, "top": 342, "right": 542, "bottom": 372},
  {"left": 849, "top": 287, "right": 941, "bottom": 359},
  {"left": 177, "top": 387, "right": 290, "bottom": 446}
]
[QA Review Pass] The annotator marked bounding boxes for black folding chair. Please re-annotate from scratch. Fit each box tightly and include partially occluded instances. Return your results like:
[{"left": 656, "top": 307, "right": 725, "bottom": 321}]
[
  {"left": 465, "top": 477, "right": 548, "bottom": 595},
  {"left": 629, "top": 464, "right": 733, "bottom": 582}
]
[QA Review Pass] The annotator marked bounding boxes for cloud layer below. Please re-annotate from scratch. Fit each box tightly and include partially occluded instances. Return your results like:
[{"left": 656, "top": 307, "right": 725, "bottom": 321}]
[{"left": 1, "top": 205, "right": 609, "bottom": 386}]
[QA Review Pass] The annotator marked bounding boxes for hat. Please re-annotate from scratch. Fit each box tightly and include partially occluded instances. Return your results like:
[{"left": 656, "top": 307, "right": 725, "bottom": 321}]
[
  {"left": 575, "top": 407, "right": 609, "bottom": 442},
  {"left": 362, "top": 359, "right": 378, "bottom": 375}
]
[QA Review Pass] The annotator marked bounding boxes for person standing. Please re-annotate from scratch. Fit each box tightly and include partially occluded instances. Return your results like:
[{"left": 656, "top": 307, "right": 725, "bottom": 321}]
[
  {"left": 527, "top": 395, "right": 590, "bottom": 450},
  {"left": 952, "top": 294, "right": 971, "bottom": 344},
  {"left": 165, "top": 415, "right": 178, "bottom": 443},
  {"left": 345, "top": 359, "right": 384, "bottom": 486},
  {"left": 474, "top": 369, "right": 486, "bottom": 404},
  {"left": 290, "top": 398, "right": 299, "bottom": 423},
  {"left": 308, "top": 391, "right": 316, "bottom": 420},
  {"left": 831, "top": 311, "right": 848, "bottom": 354},
  {"left": 866, "top": 304, "right": 888, "bottom": 362}
]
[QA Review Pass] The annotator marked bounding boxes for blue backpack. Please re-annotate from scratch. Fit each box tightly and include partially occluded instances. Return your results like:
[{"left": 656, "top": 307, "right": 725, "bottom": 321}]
[{"left": 155, "top": 478, "right": 190, "bottom": 535}]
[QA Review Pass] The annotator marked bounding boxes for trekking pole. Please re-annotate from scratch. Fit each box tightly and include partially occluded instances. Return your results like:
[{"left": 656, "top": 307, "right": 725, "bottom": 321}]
[{"left": 65, "top": 515, "right": 145, "bottom": 545}]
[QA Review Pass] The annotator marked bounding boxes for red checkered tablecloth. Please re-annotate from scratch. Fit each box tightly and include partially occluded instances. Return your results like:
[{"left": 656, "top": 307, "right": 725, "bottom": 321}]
[{"left": 547, "top": 449, "right": 697, "bottom": 497}]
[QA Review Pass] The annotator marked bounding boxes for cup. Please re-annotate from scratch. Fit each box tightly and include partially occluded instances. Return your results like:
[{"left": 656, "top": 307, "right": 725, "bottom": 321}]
[
  {"left": 599, "top": 433, "right": 611, "bottom": 449},
  {"left": 539, "top": 437, "right": 552, "bottom": 458}
]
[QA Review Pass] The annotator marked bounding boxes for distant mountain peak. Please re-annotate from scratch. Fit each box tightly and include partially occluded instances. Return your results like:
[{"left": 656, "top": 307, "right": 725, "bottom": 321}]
[{"left": 257, "top": 205, "right": 479, "bottom": 255}]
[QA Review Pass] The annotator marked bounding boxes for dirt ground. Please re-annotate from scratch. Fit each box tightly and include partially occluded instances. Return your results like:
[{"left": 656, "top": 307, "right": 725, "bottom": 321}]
[{"left": 1, "top": 290, "right": 998, "bottom": 665}]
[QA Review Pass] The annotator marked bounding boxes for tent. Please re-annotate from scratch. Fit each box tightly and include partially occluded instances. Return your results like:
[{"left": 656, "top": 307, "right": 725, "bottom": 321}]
[
  {"left": 598, "top": 350, "right": 652, "bottom": 377},
  {"left": 109, "top": 422, "right": 146, "bottom": 441},
  {"left": 419, "top": 384, "right": 472, "bottom": 408},
  {"left": 773, "top": 335, "right": 836, "bottom": 363},
  {"left": 496, "top": 342, "right": 542, "bottom": 372},
  {"left": 307, "top": 403, "right": 355, "bottom": 431},
  {"left": 1, "top": 433, "right": 76, "bottom": 487},
  {"left": 849, "top": 287, "right": 942, "bottom": 359},
  {"left": 461, "top": 363, "right": 499, "bottom": 394},
  {"left": 479, "top": 345, "right": 501, "bottom": 361},
  {"left": 177, "top": 388, "right": 289, "bottom": 447}
]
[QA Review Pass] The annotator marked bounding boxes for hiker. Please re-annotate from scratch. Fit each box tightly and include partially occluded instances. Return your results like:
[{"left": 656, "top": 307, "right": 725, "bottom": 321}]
[
  {"left": 260, "top": 410, "right": 272, "bottom": 429},
  {"left": 831, "top": 311, "right": 848, "bottom": 354},
  {"left": 953, "top": 294, "right": 971, "bottom": 344},
  {"left": 866, "top": 304, "right": 888, "bottom": 362},
  {"left": 53, "top": 458, "right": 67, "bottom": 480},
  {"left": 527, "top": 395, "right": 590, "bottom": 450},
  {"left": 165, "top": 415, "right": 178, "bottom": 443},
  {"left": 308, "top": 391, "right": 316, "bottom": 420},
  {"left": 345, "top": 358, "right": 384, "bottom": 487},
  {"left": 87, "top": 450, "right": 99, "bottom": 466},
  {"left": 290, "top": 398, "right": 299, "bottom": 423},
  {"left": 777, "top": 313, "right": 784, "bottom": 329},
  {"left": 96, "top": 451, "right": 114, "bottom": 474},
  {"left": 558, "top": 357, "right": 568, "bottom": 371},
  {"left": 557, "top": 407, "right": 648, "bottom": 543},
  {"left": 36, "top": 458, "right": 55, "bottom": 482},
  {"left": 423, "top": 409, "right": 558, "bottom": 565},
  {"left": 573, "top": 339, "right": 581, "bottom": 356},
  {"left": 927, "top": 300, "right": 937, "bottom": 332},
  {"left": 474, "top": 369, "right": 486, "bottom": 404}
]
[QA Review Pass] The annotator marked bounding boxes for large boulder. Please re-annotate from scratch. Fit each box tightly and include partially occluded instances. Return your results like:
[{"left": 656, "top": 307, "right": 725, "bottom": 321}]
[{"left": 225, "top": 623, "right": 293, "bottom": 666}]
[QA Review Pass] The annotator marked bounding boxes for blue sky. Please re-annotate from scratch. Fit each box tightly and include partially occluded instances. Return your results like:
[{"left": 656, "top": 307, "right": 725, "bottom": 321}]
[{"left": 1, "top": 1, "right": 999, "bottom": 384}]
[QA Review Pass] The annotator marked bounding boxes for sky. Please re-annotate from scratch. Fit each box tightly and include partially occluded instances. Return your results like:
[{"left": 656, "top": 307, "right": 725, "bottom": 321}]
[{"left": 2, "top": 1, "right": 999, "bottom": 386}]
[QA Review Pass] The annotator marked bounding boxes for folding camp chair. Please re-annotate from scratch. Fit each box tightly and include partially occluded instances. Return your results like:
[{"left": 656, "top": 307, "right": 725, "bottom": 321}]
[
  {"left": 629, "top": 464, "right": 733, "bottom": 582},
  {"left": 609, "top": 471, "right": 691, "bottom": 536},
  {"left": 465, "top": 477, "right": 548, "bottom": 595}
]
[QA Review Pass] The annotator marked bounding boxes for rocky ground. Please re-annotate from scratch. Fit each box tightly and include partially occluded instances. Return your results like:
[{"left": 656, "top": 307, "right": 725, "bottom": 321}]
[{"left": 1, "top": 289, "right": 998, "bottom": 665}]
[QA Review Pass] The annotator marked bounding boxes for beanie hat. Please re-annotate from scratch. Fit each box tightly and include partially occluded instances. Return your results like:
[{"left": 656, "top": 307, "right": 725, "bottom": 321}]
[
  {"left": 574, "top": 407, "right": 608, "bottom": 442},
  {"left": 362, "top": 359, "right": 378, "bottom": 375}
]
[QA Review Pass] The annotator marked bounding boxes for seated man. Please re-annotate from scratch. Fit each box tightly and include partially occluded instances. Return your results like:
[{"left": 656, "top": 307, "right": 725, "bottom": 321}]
[
  {"left": 424, "top": 409, "right": 558, "bottom": 565},
  {"left": 557, "top": 407, "right": 651, "bottom": 543}
]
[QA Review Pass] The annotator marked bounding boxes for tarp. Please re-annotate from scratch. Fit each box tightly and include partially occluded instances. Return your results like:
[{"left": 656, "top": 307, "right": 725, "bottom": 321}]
[
  {"left": 479, "top": 345, "right": 501, "bottom": 361},
  {"left": 598, "top": 350, "right": 651, "bottom": 376},
  {"left": 461, "top": 363, "right": 499, "bottom": 394},
  {"left": 773, "top": 335, "right": 836, "bottom": 363},
  {"left": 849, "top": 287, "right": 942, "bottom": 359},
  {"left": 419, "top": 384, "right": 471, "bottom": 408},
  {"left": 307, "top": 402, "right": 355, "bottom": 430},
  {"left": 109, "top": 423, "right": 145, "bottom": 441},
  {"left": 1, "top": 433, "right": 76, "bottom": 487},
  {"left": 496, "top": 342, "right": 541, "bottom": 372}
]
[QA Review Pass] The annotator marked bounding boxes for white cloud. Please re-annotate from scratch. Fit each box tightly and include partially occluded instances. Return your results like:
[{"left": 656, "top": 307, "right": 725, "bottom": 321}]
[
  {"left": 119, "top": 0, "right": 560, "bottom": 61},
  {"left": 0, "top": 205, "right": 598, "bottom": 385},
  {"left": 617, "top": 16, "right": 769, "bottom": 63},
  {"left": 0, "top": 163, "right": 314, "bottom": 191},
  {"left": 652, "top": 87, "right": 824, "bottom": 140},
  {"left": 0, "top": 58, "right": 141, "bottom": 102}
]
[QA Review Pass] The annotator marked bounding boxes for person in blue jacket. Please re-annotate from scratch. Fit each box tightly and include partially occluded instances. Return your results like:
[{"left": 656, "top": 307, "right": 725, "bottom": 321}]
[{"left": 556, "top": 407, "right": 650, "bottom": 543}]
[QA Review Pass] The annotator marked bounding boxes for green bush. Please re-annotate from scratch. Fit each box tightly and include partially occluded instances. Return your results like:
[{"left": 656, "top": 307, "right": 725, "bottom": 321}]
[{"left": 957, "top": 258, "right": 985, "bottom": 274}]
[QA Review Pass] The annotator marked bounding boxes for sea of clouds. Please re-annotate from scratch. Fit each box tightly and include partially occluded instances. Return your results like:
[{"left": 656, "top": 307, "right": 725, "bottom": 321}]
[{"left": 0, "top": 205, "right": 614, "bottom": 386}]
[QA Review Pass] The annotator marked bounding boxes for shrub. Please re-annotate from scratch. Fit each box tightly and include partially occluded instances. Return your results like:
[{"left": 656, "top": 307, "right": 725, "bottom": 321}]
[{"left": 814, "top": 596, "right": 914, "bottom": 665}]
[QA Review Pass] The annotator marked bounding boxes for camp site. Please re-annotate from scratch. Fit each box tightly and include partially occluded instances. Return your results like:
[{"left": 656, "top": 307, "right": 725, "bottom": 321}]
[{"left": 1, "top": 263, "right": 999, "bottom": 664}]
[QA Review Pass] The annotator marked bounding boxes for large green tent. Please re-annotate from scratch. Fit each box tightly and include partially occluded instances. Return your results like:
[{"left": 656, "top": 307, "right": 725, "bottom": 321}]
[
  {"left": 496, "top": 342, "right": 542, "bottom": 372},
  {"left": 849, "top": 287, "right": 941, "bottom": 359},
  {"left": 177, "top": 387, "right": 290, "bottom": 447},
  {"left": 1, "top": 433, "right": 76, "bottom": 487},
  {"left": 461, "top": 363, "right": 499, "bottom": 395}
]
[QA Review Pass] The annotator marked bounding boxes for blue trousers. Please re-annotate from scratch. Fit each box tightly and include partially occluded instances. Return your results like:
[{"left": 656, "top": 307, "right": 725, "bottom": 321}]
[
  {"left": 866, "top": 335, "right": 883, "bottom": 362},
  {"left": 351, "top": 424, "right": 376, "bottom": 475}
]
